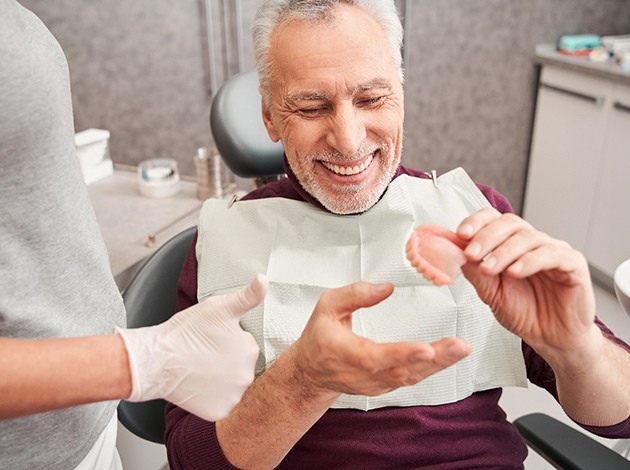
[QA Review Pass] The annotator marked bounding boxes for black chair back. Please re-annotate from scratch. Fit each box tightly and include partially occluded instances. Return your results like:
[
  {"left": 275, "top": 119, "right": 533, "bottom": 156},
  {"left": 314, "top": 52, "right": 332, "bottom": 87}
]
[{"left": 117, "top": 226, "right": 196, "bottom": 444}]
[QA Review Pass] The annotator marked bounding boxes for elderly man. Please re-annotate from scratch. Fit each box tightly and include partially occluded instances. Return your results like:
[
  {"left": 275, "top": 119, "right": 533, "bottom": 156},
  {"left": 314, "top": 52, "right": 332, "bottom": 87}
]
[{"left": 165, "top": 1, "right": 630, "bottom": 468}]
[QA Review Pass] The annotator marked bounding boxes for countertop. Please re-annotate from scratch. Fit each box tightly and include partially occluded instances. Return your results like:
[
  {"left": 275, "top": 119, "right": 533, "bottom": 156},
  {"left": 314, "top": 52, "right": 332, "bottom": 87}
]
[
  {"left": 535, "top": 44, "right": 630, "bottom": 86},
  {"left": 87, "top": 168, "right": 204, "bottom": 290}
]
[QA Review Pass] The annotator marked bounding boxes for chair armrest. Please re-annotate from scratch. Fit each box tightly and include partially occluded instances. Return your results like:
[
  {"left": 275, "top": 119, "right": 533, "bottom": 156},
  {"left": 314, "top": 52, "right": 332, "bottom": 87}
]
[{"left": 514, "top": 413, "right": 630, "bottom": 469}]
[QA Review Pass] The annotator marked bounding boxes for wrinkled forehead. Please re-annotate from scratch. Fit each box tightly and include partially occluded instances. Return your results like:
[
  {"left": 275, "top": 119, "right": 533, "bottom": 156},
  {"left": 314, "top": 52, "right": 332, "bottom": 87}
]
[{"left": 268, "top": 4, "right": 399, "bottom": 97}]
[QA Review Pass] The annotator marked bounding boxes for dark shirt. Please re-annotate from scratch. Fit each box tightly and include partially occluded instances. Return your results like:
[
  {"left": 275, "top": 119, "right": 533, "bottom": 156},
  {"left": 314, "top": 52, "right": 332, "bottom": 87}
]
[{"left": 165, "top": 163, "right": 630, "bottom": 470}]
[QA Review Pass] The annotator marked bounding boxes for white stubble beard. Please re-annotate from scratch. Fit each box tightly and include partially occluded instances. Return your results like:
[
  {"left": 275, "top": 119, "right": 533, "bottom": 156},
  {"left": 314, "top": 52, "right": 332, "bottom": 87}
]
[{"left": 297, "top": 141, "right": 400, "bottom": 215}]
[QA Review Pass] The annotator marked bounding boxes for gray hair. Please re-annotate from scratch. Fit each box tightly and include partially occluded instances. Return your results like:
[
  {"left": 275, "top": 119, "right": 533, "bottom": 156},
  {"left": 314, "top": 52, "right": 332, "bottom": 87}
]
[{"left": 252, "top": 0, "right": 404, "bottom": 104}]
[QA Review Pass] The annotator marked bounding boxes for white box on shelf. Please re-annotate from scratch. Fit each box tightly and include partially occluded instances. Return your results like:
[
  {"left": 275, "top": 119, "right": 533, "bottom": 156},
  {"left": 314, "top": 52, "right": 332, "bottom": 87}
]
[
  {"left": 82, "top": 158, "right": 114, "bottom": 185},
  {"left": 75, "top": 128, "right": 113, "bottom": 184}
]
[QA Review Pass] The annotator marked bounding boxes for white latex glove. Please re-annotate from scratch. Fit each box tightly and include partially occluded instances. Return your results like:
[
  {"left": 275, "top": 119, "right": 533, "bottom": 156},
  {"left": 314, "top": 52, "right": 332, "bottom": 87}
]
[{"left": 116, "top": 274, "right": 267, "bottom": 421}]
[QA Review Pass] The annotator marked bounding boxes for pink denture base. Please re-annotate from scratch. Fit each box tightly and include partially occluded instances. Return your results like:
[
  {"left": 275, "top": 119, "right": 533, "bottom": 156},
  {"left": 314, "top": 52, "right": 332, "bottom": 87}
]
[{"left": 406, "top": 225, "right": 467, "bottom": 285}]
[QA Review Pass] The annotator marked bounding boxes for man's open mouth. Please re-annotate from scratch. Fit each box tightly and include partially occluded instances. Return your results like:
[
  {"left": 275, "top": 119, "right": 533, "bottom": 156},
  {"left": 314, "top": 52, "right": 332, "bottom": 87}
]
[{"left": 320, "top": 154, "right": 374, "bottom": 176}]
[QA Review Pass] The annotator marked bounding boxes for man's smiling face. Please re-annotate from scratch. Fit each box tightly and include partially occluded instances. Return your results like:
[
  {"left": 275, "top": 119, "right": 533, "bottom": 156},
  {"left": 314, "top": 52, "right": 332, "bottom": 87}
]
[{"left": 261, "top": 3, "right": 404, "bottom": 214}]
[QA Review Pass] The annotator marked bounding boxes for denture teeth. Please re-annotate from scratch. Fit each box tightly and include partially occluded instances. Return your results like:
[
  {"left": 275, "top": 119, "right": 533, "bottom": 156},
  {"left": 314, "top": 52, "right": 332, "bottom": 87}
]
[{"left": 323, "top": 155, "right": 373, "bottom": 175}]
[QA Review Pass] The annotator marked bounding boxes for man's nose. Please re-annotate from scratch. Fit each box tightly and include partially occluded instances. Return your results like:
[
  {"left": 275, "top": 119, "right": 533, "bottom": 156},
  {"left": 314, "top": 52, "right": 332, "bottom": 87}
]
[{"left": 325, "top": 103, "right": 366, "bottom": 157}]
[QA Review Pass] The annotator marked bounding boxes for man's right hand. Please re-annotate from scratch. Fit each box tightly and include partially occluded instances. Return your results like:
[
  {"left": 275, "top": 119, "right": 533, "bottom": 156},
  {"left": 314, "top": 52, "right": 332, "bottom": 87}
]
[
  {"left": 290, "top": 281, "right": 471, "bottom": 398},
  {"left": 214, "top": 281, "right": 471, "bottom": 470}
]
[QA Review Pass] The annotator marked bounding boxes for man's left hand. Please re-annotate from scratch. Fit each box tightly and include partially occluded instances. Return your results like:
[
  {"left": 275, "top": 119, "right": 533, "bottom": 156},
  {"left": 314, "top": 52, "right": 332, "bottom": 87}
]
[{"left": 456, "top": 208, "right": 599, "bottom": 358}]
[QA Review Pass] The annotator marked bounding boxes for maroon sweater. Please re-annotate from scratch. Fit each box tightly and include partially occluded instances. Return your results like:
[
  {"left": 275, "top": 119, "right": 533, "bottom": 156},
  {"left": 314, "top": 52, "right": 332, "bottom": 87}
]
[{"left": 165, "top": 164, "right": 630, "bottom": 469}]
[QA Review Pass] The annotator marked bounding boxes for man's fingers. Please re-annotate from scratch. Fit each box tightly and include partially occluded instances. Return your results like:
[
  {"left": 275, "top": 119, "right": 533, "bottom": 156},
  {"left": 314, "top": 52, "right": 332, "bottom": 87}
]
[
  {"left": 504, "top": 243, "right": 588, "bottom": 281},
  {"left": 457, "top": 207, "right": 502, "bottom": 240},
  {"left": 428, "top": 337, "right": 472, "bottom": 366},
  {"left": 462, "top": 213, "right": 531, "bottom": 262},
  {"left": 316, "top": 281, "right": 395, "bottom": 320},
  {"left": 360, "top": 341, "right": 435, "bottom": 372},
  {"left": 358, "top": 337, "right": 470, "bottom": 374},
  {"left": 363, "top": 337, "right": 470, "bottom": 388},
  {"left": 474, "top": 228, "right": 548, "bottom": 275}
]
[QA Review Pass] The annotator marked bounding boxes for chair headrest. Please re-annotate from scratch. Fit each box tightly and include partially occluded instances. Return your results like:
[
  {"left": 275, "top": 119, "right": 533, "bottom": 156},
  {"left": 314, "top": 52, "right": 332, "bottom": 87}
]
[{"left": 210, "top": 70, "right": 285, "bottom": 178}]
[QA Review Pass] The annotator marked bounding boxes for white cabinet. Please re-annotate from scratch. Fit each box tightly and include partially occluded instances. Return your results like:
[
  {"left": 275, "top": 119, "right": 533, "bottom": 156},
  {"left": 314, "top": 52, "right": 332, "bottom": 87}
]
[
  {"left": 585, "top": 84, "right": 630, "bottom": 276},
  {"left": 523, "top": 65, "right": 630, "bottom": 280}
]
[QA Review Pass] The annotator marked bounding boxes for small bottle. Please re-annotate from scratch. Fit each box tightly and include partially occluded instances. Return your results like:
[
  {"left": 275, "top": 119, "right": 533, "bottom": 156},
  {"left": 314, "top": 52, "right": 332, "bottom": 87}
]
[{"left": 195, "top": 147, "right": 222, "bottom": 200}]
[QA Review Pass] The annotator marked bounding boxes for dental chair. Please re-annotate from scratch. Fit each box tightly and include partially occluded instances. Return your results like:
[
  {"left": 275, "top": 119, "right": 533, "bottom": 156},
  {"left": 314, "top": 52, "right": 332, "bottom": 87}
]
[
  {"left": 210, "top": 69, "right": 285, "bottom": 187},
  {"left": 116, "top": 71, "right": 284, "bottom": 444},
  {"left": 117, "top": 226, "right": 196, "bottom": 444},
  {"left": 514, "top": 413, "right": 630, "bottom": 469},
  {"left": 119, "top": 71, "right": 630, "bottom": 464},
  {"left": 211, "top": 68, "right": 629, "bottom": 468}
]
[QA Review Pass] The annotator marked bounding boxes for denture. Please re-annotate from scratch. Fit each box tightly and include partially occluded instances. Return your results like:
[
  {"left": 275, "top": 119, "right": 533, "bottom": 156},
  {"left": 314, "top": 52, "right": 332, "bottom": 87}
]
[{"left": 406, "top": 225, "right": 468, "bottom": 285}]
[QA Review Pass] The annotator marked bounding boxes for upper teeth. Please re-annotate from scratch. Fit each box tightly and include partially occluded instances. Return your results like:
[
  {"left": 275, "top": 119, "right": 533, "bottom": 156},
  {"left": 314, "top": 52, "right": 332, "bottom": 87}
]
[{"left": 322, "top": 155, "right": 373, "bottom": 175}]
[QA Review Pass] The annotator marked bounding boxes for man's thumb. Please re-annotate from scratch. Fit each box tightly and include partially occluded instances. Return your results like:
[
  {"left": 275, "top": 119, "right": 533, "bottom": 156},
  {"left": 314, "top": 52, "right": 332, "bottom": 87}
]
[{"left": 318, "top": 281, "right": 394, "bottom": 320}]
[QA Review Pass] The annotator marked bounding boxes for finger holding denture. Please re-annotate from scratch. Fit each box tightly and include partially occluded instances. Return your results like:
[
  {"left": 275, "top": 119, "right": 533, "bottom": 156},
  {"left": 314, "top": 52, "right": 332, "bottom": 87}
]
[{"left": 406, "top": 225, "right": 468, "bottom": 286}]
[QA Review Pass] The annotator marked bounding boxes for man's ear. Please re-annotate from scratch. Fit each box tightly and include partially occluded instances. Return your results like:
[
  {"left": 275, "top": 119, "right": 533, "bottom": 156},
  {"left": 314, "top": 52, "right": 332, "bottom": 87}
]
[{"left": 261, "top": 97, "right": 281, "bottom": 143}]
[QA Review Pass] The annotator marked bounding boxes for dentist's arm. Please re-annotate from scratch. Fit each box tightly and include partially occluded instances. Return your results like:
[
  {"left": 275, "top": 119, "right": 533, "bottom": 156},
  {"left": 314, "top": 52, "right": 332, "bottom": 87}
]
[
  {"left": 0, "top": 275, "right": 266, "bottom": 421},
  {"left": 0, "top": 334, "right": 131, "bottom": 420}
]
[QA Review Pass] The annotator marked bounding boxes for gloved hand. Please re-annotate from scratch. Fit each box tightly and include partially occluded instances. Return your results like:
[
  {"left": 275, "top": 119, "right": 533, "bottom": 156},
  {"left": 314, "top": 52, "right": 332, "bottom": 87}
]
[{"left": 116, "top": 274, "right": 267, "bottom": 421}]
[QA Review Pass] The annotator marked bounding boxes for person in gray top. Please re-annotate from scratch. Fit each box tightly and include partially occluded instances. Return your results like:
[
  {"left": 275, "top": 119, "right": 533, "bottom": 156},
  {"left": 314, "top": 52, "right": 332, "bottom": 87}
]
[{"left": 0, "top": 1, "right": 266, "bottom": 468}]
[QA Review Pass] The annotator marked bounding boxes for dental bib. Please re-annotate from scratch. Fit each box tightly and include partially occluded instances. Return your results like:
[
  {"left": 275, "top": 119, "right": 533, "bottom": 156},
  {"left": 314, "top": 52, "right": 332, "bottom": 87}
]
[{"left": 197, "top": 168, "right": 527, "bottom": 410}]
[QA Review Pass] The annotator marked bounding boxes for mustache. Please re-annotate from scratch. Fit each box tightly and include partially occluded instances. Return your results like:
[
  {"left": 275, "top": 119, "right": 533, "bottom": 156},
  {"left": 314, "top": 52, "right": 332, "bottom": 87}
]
[{"left": 310, "top": 142, "right": 387, "bottom": 163}]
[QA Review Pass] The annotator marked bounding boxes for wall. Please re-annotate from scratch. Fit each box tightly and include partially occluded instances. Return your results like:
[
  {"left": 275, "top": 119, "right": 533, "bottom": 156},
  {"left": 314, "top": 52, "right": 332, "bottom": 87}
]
[
  {"left": 402, "top": 0, "right": 630, "bottom": 212},
  {"left": 21, "top": 0, "right": 630, "bottom": 213},
  {"left": 20, "top": 0, "right": 212, "bottom": 178}
]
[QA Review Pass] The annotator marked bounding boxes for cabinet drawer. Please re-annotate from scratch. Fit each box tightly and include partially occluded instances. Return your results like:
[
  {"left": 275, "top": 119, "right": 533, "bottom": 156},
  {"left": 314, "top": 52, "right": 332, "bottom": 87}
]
[
  {"left": 538, "top": 66, "right": 610, "bottom": 106},
  {"left": 523, "top": 66, "right": 612, "bottom": 253},
  {"left": 585, "top": 83, "right": 630, "bottom": 278}
]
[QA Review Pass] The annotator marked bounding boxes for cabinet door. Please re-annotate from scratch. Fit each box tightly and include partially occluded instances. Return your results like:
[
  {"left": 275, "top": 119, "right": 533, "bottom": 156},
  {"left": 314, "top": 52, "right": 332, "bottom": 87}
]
[
  {"left": 585, "top": 83, "right": 630, "bottom": 277},
  {"left": 523, "top": 66, "right": 612, "bottom": 252}
]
